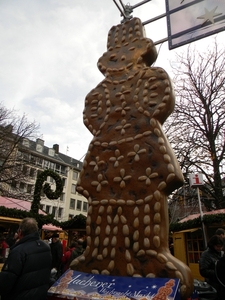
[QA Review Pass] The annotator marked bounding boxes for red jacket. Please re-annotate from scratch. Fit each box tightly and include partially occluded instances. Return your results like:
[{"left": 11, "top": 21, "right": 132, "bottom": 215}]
[
  {"left": 62, "top": 247, "right": 75, "bottom": 271},
  {"left": 0, "top": 240, "right": 8, "bottom": 258}
]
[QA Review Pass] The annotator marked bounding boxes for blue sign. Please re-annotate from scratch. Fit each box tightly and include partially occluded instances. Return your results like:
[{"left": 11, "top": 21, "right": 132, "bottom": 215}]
[{"left": 48, "top": 270, "right": 180, "bottom": 300}]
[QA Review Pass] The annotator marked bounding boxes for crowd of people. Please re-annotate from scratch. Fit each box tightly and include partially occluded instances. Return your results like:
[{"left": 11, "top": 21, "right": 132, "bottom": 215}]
[
  {"left": 0, "top": 216, "right": 225, "bottom": 300},
  {"left": 0, "top": 217, "right": 87, "bottom": 300}
]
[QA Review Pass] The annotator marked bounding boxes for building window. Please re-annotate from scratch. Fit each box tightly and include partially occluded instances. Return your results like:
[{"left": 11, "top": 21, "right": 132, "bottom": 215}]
[
  {"left": 29, "top": 168, "right": 35, "bottom": 178},
  {"left": 17, "top": 150, "right": 22, "bottom": 159},
  {"left": 70, "top": 198, "right": 75, "bottom": 209},
  {"left": 30, "top": 155, "right": 36, "bottom": 165},
  {"left": 83, "top": 202, "right": 88, "bottom": 212},
  {"left": 48, "top": 176, "right": 54, "bottom": 183},
  {"left": 69, "top": 214, "right": 74, "bottom": 219},
  {"left": 73, "top": 171, "right": 78, "bottom": 180},
  {"left": 62, "top": 178, "right": 66, "bottom": 186},
  {"left": 49, "top": 162, "right": 55, "bottom": 170},
  {"left": 71, "top": 184, "right": 76, "bottom": 194},
  {"left": 23, "top": 139, "right": 29, "bottom": 147},
  {"left": 48, "top": 149, "right": 55, "bottom": 157},
  {"left": 60, "top": 193, "right": 65, "bottom": 202},
  {"left": 55, "top": 164, "right": 61, "bottom": 173},
  {"left": 46, "top": 205, "right": 50, "bottom": 214},
  {"left": 22, "top": 165, "right": 28, "bottom": 175},
  {"left": 186, "top": 230, "right": 204, "bottom": 264},
  {"left": 61, "top": 166, "right": 66, "bottom": 175},
  {"left": 52, "top": 206, "right": 57, "bottom": 217},
  {"left": 36, "top": 158, "right": 43, "bottom": 167},
  {"left": 23, "top": 153, "right": 29, "bottom": 161},
  {"left": 44, "top": 160, "right": 49, "bottom": 169},
  {"left": 58, "top": 208, "right": 63, "bottom": 218},
  {"left": 11, "top": 180, "right": 17, "bottom": 189},
  {"left": 36, "top": 144, "right": 43, "bottom": 152},
  {"left": 27, "top": 184, "right": 33, "bottom": 194},
  {"left": 19, "top": 182, "right": 25, "bottom": 191},
  {"left": 76, "top": 200, "right": 82, "bottom": 211}
]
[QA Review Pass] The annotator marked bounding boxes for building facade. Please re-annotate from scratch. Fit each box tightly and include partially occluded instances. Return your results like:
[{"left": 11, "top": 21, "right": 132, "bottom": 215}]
[{"left": 8, "top": 137, "right": 88, "bottom": 221}]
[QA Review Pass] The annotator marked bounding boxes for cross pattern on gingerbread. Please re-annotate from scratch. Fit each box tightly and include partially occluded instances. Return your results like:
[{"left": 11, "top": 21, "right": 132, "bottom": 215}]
[{"left": 71, "top": 18, "right": 193, "bottom": 300}]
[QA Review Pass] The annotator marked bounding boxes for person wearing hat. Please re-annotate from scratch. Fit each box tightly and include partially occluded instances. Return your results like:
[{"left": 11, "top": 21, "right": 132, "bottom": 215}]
[{"left": 50, "top": 232, "right": 63, "bottom": 280}]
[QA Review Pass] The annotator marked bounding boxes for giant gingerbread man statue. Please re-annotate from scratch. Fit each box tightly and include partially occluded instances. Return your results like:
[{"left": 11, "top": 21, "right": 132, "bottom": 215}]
[{"left": 71, "top": 18, "right": 193, "bottom": 299}]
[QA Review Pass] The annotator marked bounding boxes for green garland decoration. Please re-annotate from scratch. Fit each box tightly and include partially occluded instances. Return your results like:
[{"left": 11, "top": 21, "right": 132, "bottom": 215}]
[
  {"left": 0, "top": 205, "right": 85, "bottom": 230},
  {"left": 0, "top": 206, "right": 59, "bottom": 228},
  {"left": 60, "top": 214, "right": 86, "bottom": 230},
  {"left": 31, "top": 169, "right": 63, "bottom": 214},
  {"left": 170, "top": 213, "right": 225, "bottom": 232}
]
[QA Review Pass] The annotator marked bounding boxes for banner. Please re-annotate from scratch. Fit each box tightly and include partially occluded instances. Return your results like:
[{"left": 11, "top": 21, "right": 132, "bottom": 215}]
[{"left": 48, "top": 270, "right": 180, "bottom": 300}]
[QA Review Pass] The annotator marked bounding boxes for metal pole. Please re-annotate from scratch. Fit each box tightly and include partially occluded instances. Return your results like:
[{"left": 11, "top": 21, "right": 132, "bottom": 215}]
[
  {"left": 112, "top": 0, "right": 153, "bottom": 21},
  {"left": 142, "top": 13, "right": 167, "bottom": 25},
  {"left": 131, "top": 0, "right": 152, "bottom": 9},
  {"left": 154, "top": 37, "right": 168, "bottom": 45},
  {"left": 112, "top": 0, "right": 127, "bottom": 18},
  {"left": 197, "top": 187, "right": 207, "bottom": 249},
  {"left": 118, "top": 0, "right": 126, "bottom": 10}
]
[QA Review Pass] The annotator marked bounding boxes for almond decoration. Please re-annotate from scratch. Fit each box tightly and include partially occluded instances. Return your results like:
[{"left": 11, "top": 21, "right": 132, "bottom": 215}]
[{"left": 69, "top": 17, "right": 193, "bottom": 300}]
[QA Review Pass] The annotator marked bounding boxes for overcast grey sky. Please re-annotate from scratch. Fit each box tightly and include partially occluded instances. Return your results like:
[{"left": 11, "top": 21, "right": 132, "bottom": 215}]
[{"left": 0, "top": 0, "right": 224, "bottom": 161}]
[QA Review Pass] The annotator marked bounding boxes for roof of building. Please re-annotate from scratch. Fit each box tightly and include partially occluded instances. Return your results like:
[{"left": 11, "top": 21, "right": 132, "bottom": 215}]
[
  {"left": 0, "top": 196, "right": 46, "bottom": 215},
  {"left": 179, "top": 209, "right": 225, "bottom": 223},
  {"left": 0, "top": 125, "right": 83, "bottom": 170},
  {"left": 21, "top": 138, "right": 83, "bottom": 170}
]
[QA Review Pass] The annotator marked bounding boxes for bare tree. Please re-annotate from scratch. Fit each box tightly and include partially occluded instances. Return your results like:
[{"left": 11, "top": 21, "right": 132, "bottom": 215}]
[
  {"left": 166, "top": 38, "right": 225, "bottom": 210},
  {"left": 0, "top": 103, "right": 39, "bottom": 198}
]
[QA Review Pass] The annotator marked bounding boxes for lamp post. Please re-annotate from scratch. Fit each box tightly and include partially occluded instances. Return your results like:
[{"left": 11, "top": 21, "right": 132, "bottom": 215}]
[{"left": 189, "top": 173, "right": 207, "bottom": 249}]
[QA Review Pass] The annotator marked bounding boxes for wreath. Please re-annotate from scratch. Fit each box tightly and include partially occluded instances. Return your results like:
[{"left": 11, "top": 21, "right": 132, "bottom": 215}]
[{"left": 31, "top": 170, "right": 63, "bottom": 214}]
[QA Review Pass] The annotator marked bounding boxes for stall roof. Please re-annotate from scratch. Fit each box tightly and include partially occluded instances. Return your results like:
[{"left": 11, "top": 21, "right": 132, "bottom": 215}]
[
  {"left": 174, "top": 228, "right": 201, "bottom": 234},
  {"left": 179, "top": 209, "right": 225, "bottom": 223},
  {"left": 0, "top": 216, "right": 22, "bottom": 224},
  {"left": 0, "top": 196, "right": 46, "bottom": 215},
  {"left": 42, "top": 223, "right": 63, "bottom": 231}
]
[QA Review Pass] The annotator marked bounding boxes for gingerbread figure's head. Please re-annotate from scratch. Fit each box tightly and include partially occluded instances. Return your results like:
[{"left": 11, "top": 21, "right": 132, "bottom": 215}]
[{"left": 97, "top": 17, "right": 157, "bottom": 77}]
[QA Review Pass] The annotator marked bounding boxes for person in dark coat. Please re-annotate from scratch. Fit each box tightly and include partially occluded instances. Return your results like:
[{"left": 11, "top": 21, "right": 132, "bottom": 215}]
[
  {"left": 0, "top": 217, "right": 52, "bottom": 300},
  {"left": 215, "top": 254, "right": 225, "bottom": 300},
  {"left": 199, "top": 235, "right": 224, "bottom": 299},
  {"left": 50, "top": 232, "right": 63, "bottom": 277},
  {"left": 69, "top": 239, "right": 86, "bottom": 267},
  {"left": 215, "top": 228, "right": 225, "bottom": 251}
]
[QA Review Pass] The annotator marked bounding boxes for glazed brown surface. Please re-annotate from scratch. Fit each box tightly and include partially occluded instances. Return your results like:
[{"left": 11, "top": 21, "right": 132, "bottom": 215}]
[{"left": 70, "top": 17, "right": 193, "bottom": 299}]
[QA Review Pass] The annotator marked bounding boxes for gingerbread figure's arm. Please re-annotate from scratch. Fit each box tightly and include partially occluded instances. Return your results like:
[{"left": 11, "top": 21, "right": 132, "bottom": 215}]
[
  {"left": 138, "top": 67, "right": 184, "bottom": 192},
  {"left": 140, "top": 66, "right": 175, "bottom": 125},
  {"left": 83, "top": 83, "right": 106, "bottom": 136}
]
